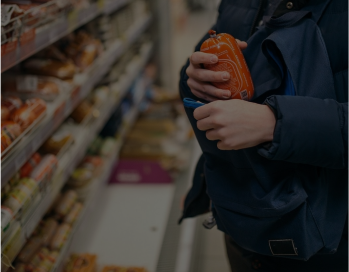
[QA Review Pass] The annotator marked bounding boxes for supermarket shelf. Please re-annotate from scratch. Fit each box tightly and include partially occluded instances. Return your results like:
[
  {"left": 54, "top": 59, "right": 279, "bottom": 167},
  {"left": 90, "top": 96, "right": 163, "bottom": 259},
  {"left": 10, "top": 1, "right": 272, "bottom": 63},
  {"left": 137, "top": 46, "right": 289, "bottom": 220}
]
[
  {"left": 2, "top": 43, "right": 153, "bottom": 267},
  {"left": 1, "top": 0, "right": 132, "bottom": 73},
  {"left": 50, "top": 74, "right": 150, "bottom": 272},
  {"left": 1, "top": 15, "right": 153, "bottom": 186}
]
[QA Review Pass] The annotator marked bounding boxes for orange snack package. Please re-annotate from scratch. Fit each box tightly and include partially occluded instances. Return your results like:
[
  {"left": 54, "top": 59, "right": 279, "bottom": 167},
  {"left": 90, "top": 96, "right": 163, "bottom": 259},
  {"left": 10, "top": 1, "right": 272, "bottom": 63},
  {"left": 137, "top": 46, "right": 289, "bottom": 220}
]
[{"left": 200, "top": 30, "right": 254, "bottom": 100}]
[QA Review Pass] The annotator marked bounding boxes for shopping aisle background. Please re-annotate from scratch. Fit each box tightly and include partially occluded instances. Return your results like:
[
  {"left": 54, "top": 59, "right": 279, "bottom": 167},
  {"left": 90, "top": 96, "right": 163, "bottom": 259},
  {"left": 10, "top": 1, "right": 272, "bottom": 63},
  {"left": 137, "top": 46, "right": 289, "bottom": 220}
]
[{"left": 170, "top": 1, "right": 231, "bottom": 271}]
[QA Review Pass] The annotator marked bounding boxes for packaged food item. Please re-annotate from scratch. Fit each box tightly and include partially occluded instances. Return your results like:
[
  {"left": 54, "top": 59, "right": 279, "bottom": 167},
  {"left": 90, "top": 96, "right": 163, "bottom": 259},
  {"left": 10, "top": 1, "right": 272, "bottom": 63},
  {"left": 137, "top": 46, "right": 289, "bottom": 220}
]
[
  {"left": 1, "top": 121, "right": 22, "bottom": 153},
  {"left": 2, "top": 120, "right": 22, "bottom": 140},
  {"left": 2, "top": 95, "right": 23, "bottom": 113},
  {"left": 17, "top": 237, "right": 42, "bottom": 263},
  {"left": 81, "top": 156, "right": 103, "bottom": 171},
  {"left": 87, "top": 137, "right": 103, "bottom": 156},
  {"left": 70, "top": 100, "right": 93, "bottom": 123},
  {"left": 63, "top": 202, "right": 83, "bottom": 225},
  {"left": 42, "top": 126, "right": 73, "bottom": 155},
  {"left": 64, "top": 31, "right": 103, "bottom": 71},
  {"left": 25, "top": 98, "right": 47, "bottom": 117},
  {"left": 20, "top": 152, "right": 41, "bottom": 178},
  {"left": 99, "top": 138, "right": 116, "bottom": 157},
  {"left": 46, "top": 250, "right": 59, "bottom": 264},
  {"left": 16, "top": 178, "right": 38, "bottom": 196},
  {"left": 36, "top": 218, "right": 58, "bottom": 246},
  {"left": 200, "top": 30, "right": 254, "bottom": 100},
  {"left": 33, "top": 254, "right": 55, "bottom": 272},
  {"left": 64, "top": 254, "right": 96, "bottom": 272},
  {"left": 2, "top": 76, "right": 61, "bottom": 101},
  {"left": 1, "top": 206, "right": 14, "bottom": 236},
  {"left": 0, "top": 121, "right": 21, "bottom": 152},
  {"left": 9, "top": 172, "right": 20, "bottom": 187},
  {"left": 2, "top": 182, "right": 32, "bottom": 216},
  {"left": 67, "top": 168, "right": 93, "bottom": 188},
  {"left": 1, "top": 223, "right": 23, "bottom": 272},
  {"left": 2, "top": 106, "right": 10, "bottom": 120},
  {"left": 30, "top": 154, "right": 58, "bottom": 189},
  {"left": 54, "top": 190, "right": 77, "bottom": 219},
  {"left": 23, "top": 59, "right": 76, "bottom": 80},
  {"left": 11, "top": 98, "right": 47, "bottom": 130},
  {"left": 91, "top": 86, "right": 109, "bottom": 106},
  {"left": 49, "top": 223, "right": 71, "bottom": 250},
  {"left": 26, "top": 247, "right": 50, "bottom": 272}
]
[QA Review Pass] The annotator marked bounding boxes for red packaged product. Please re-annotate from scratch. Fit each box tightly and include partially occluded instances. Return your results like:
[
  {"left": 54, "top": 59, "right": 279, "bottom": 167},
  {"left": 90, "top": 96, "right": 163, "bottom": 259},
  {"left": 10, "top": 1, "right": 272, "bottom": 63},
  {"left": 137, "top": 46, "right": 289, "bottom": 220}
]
[
  {"left": 2, "top": 95, "right": 23, "bottom": 113},
  {"left": 11, "top": 104, "right": 36, "bottom": 130},
  {"left": 25, "top": 98, "right": 47, "bottom": 116},
  {"left": 2, "top": 106, "right": 10, "bottom": 121},
  {"left": 1, "top": 121, "right": 22, "bottom": 153},
  {"left": 2, "top": 95, "right": 22, "bottom": 110},
  {"left": 30, "top": 154, "right": 58, "bottom": 188},
  {"left": 11, "top": 98, "right": 46, "bottom": 130},
  {"left": 20, "top": 152, "right": 41, "bottom": 178},
  {"left": 200, "top": 30, "right": 254, "bottom": 100}
]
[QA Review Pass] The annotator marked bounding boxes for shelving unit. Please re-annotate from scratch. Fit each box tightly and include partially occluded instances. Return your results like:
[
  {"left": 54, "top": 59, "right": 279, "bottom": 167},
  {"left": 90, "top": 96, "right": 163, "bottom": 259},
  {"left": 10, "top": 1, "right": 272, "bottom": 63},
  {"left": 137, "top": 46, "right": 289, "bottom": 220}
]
[
  {"left": 1, "top": 0, "right": 132, "bottom": 73},
  {"left": 1, "top": 14, "right": 152, "bottom": 186},
  {"left": 1, "top": 0, "right": 185, "bottom": 271}
]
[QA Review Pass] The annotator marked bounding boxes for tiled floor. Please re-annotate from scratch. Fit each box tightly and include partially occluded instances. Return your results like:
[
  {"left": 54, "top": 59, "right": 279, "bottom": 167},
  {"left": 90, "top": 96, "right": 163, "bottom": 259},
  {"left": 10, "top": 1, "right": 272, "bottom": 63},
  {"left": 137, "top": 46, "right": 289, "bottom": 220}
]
[{"left": 170, "top": 2, "right": 231, "bottom": 272}]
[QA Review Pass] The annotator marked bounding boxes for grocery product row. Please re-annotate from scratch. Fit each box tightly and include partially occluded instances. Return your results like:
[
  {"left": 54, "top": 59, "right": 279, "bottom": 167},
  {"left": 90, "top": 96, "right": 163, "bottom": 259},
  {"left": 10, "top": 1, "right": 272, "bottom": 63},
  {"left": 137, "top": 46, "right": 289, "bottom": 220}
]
[
  {"left": 2, "top": 1, "right": 153, "bottom": 184},
  {"left": 1, "top": 0, "right": 147, "bottom": 72},
  {"left": 1, "top": 35, "right": 154, "bottom": 271}
]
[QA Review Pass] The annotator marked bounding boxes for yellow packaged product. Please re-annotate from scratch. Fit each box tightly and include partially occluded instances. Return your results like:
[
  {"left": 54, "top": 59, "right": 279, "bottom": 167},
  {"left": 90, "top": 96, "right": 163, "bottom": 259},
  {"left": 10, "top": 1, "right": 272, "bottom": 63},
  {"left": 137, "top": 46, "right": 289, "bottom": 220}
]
[
  {"left": 2, "top": 223, "right": 23, "bottom": 272},
  {"left": 64, "top": 254, "right": 96, "bottom": 272},
  {"left": 36, "top": 218, "right": 58, "bottom": 246},
  {"left": 26, "top": 248, "right": 50, "bottom": 272},
  {"left": 54, "top": 190, "right": 78, "bottom": 219},
  {"left": 49, "top": 223, "right": 71, "bottom": 250},
  {"left": 17, "top": 178, "right": 38, "bottom": 197},
  {"left": 1, "top": 206, "right": 14, "bottom": 236},
  {"left": 3, "top": 186, "right": 31, "bottom": 216},
  {"left": 63, "top": 203, "right": 83, "bottom": 225},
  {"left": 42, "top": 126, "right": 73, "bottom": 155}
]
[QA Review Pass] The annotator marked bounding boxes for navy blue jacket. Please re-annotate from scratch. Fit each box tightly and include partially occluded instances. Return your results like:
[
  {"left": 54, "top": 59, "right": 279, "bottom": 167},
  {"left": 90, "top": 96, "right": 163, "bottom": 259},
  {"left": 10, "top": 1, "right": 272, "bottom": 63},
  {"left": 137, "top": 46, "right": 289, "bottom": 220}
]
[{"left": 179, "top": 0, "right": 348, "bottom": 262}]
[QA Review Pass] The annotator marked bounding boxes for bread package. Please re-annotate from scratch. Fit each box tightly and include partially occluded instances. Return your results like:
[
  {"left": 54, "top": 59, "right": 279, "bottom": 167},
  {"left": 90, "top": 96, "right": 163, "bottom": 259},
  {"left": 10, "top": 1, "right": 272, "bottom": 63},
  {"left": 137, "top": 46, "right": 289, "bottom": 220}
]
[
  {"left": 2, "top": 75, "right": 62, "bottom": 101},
  {"left": 23, "top": 59, "right": 76, "bottom": 80}
]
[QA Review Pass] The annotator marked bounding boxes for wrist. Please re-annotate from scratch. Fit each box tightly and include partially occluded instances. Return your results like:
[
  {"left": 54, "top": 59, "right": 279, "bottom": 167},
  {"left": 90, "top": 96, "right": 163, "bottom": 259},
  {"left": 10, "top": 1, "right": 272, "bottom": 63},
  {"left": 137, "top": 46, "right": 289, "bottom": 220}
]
[{"left": 261, "top": 105, "right": 276, "bottom": 142}]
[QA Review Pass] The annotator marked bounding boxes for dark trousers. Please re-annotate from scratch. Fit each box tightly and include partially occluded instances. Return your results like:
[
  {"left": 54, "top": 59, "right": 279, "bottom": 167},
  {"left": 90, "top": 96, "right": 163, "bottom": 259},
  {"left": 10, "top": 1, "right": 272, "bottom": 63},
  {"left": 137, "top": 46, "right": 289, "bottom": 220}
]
[{"left": 224, "top": 234, "right": 348, "bottom": 272}]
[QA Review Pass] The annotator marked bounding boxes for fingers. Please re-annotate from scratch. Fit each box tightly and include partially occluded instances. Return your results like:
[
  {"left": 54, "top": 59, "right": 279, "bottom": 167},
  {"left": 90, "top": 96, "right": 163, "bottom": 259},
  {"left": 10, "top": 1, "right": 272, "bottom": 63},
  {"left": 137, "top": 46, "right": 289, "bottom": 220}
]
[
  {"left": 235, "top": 39, "right": 248, "bottom": 50},
  {"left": 191, "top": 89, "right": 217, "bottom": 102},
  {"left": 194, "top": 100, "right": 223, "bottom": 121},
  {"left": 186, "top": 64, "right": 230, "bottom": 83},
  {"left": 187, "top": 78, "right": 231, "bottom": 100},
  {"left": 190, "top": 51, "right": 218, "bottom": 65},
  {"left": 193, "top": 105, "right": 211, "bottom": 121}
]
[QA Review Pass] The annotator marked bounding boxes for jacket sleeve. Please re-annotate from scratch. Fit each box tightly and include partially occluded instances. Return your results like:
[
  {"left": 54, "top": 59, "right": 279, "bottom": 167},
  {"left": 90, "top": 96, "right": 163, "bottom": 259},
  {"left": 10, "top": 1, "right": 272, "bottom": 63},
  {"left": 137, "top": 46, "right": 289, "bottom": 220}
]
[{"left": 259, "top": 95, "right": 348, "bottom": 169}]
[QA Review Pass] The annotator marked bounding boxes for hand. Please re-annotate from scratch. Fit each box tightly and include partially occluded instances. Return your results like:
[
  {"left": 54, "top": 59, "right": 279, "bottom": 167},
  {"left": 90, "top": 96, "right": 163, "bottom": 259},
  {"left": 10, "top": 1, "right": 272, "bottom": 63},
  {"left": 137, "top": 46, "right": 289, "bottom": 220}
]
[
  {"left": 186, "top": 39, "right": 248, "bottom": 102},
  {"left": 193, "top": 100, "right": 276, "bottom": 150}
]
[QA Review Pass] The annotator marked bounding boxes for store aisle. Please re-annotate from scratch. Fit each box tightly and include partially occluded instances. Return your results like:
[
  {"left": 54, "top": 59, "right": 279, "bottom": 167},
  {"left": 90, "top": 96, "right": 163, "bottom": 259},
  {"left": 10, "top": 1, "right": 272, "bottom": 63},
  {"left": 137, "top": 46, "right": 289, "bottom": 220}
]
[{"left": 170, "top": 4, "right": 231, "bottom": 272}]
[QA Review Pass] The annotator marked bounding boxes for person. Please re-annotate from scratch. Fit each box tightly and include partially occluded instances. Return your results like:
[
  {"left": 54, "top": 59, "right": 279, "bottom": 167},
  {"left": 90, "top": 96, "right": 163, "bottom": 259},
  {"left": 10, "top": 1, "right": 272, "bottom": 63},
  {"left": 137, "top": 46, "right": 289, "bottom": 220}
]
[{"left": 178, "top": 0, "right": 348, "bottom": 271}]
